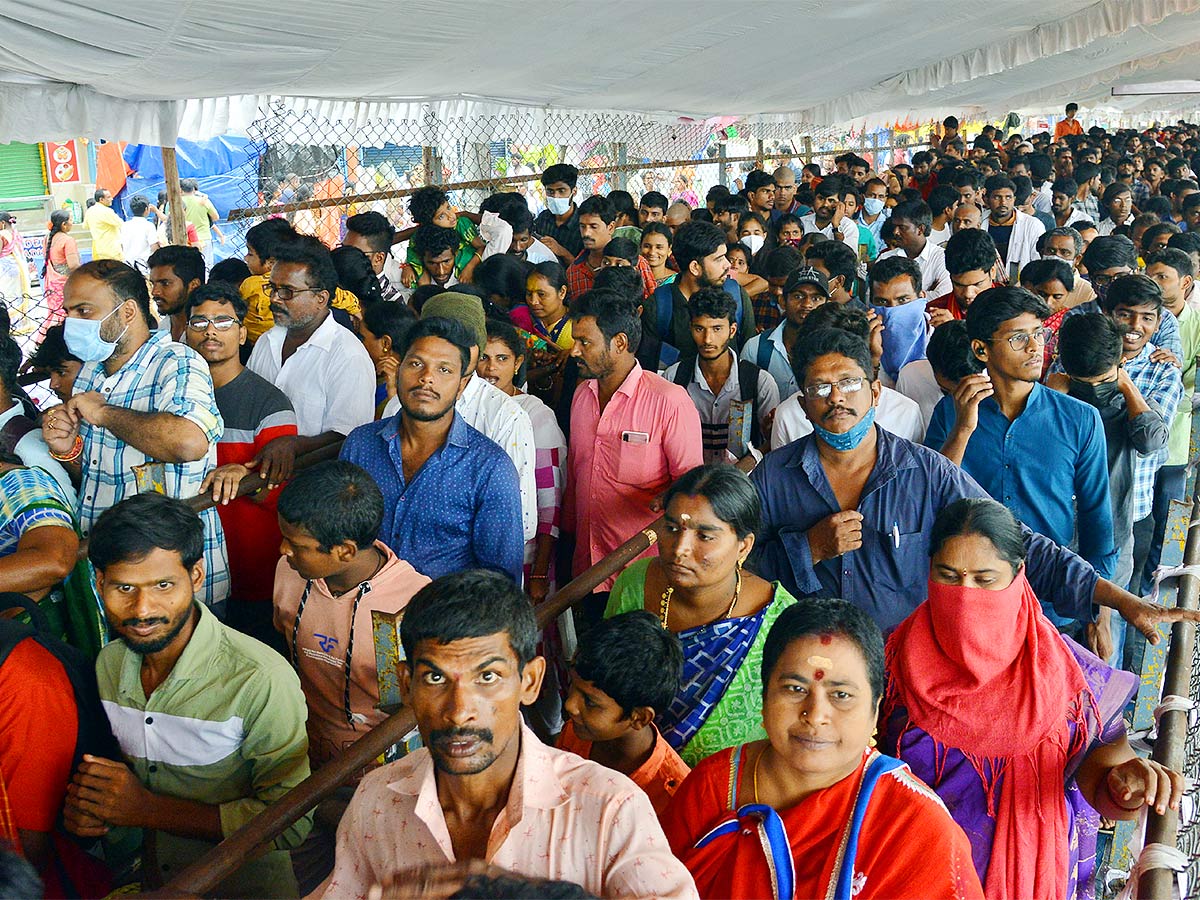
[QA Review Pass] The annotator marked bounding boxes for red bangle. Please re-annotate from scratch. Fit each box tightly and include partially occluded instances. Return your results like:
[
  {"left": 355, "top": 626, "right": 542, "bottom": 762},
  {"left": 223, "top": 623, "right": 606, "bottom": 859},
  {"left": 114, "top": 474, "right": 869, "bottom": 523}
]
[{"left": 50, "top": 434, "right": 83, "bottom": 462}]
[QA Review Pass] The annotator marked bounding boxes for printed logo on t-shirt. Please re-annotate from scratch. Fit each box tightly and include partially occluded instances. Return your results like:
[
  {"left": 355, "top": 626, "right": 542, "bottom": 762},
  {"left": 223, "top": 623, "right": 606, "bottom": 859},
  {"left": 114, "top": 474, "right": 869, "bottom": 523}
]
[{"left": 315, "top": 633, "right": 339, "bottom": 653}]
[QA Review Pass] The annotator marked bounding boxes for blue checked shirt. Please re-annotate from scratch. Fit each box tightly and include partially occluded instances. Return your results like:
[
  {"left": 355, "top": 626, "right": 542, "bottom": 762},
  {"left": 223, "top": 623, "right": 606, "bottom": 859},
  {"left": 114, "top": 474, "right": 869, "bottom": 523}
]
[
  {"left": 74, "top": 331, "right": 229, "bottom": 610},
  {"left": 1122, "top": 344, "right": 1184, "bottom": 522}
]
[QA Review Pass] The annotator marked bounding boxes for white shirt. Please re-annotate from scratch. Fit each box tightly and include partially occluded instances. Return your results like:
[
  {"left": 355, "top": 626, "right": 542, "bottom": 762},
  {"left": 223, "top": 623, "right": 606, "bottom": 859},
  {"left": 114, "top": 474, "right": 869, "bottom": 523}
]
[
  {"left": 894, "top": 358, "right": 944, "bottom": 434},
  {"left": 770, "top": 385, "right": 924, "bottom": 450},
  {"left": 247, "top": 312, "right": 375, "bottom": 437},
  {"left": 801, "top": 213, "right": 859, "bottom": 251},
  {"left": 0, "top": 401, "right": 75, "bottom": 499},
  {"left": 929, "top": 223, "right": 952, "bottom": 247},
  {"left": 383, "top": 374, "right": 538, "bottom": 542},
  {"left": 878, "top": 241, "right": 952, "bottom": 298},
  {"left": 524, "top": 238, "right": 558, "bottom": 264},
  {"left": 119, "top": 217, "right": 158, "bottom": 273}
]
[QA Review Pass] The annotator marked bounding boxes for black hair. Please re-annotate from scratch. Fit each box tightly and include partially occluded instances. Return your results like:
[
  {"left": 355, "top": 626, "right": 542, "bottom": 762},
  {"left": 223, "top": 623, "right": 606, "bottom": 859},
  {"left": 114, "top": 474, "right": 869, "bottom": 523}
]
[
  {"left": 640, "top": 221, "right": 673, "bottom": 248},
  {"left": 129, "top": 195, "right": 149, "bottom": 216},
  {"left": 409, "top": 283, "right": 447, "bottom": 315},
  {"left": 0, "top": 335, "right": 19, "bottom": 395},
  {"left": 965, "top": 286, "right": 1050, "bottom": 342},
  {"left": 331, "top": 245, "right": 384, "bottom": 307},
  {"left": 951, "top": 170, "right": 983, "bottom": 191},
  {"left": 1081, "top": 234, "right": 1137, "bottom": 274},
  {"left": 1019, "top": 257, "right": 1074, "bottom": 292},
  {"left": 804, "top": 240, "right": 856, "bottom": 287},
  {"left": 607, "top": 189, "right": 637, "bottom": 222},
  {"left": 246, "top": 217, "right": 297, "bottom": 260},
  {"left": 529, "top": 260, "right": 568, "bottom": 293},
  {"left": 1051, "top": 176, "right": 1079, "bottom": 199},
  {"left": 398, "top": 315, "right": 475, "bottom": 376},
  {"left": 1142, "top": 222, "right": 1182, "bottom": 250},
  {"left": 1143, "top": 196, "right": 1175, "bottom": 220},
  {"left": 271, "top": 233, "right": 340, "bottom": 298},
  {"left": 792, "top": 327, "right": 874, "bottom": 386},
  {"left": 93, "top": 188, "right": 109, "bottom": 202},
  {"left": 763, "top": 245, "right": 803, "bottom": 279},
  {"left": 869, "top": 255, "right": 921, "bottom": 294},
  {"left": 686, "top": 285, "right": 738, "bottom": 324},
  {"left": 944, "top": 228, "right": 999, "bottom": 276},
  {"left": 890, "top": 199, "right": 933, "bottom": 235},
  {"left": 1102, "top": 181, "right": 1132, "bottom": 208},
  {"left": 411, "top": 224, "right": 461, "bottom": 261},
  {"left": 1073, "top": 162, "right": 1100, "bottom": 184},
  {"left": 760, "top": 599, "right": 885, "bottom": 704},
  {"left": 927, "top": 184, "right": 961, "bottom": 218},
  {"left": 715, "top": 194, "right": 750, "bottom": 217},
  {"left": 573, "top": 610, "right": 683, "bottom": 716},
  {"left": 603, "top": 237, "right": 640, "bottom": 266},
  {"left": 73, "top": 259, "right": 155, "bottom": 326},
  {"left": 578, "top": 194, "right": 617, "bottom": 226},
  {"left": 803, "top": 303, "right": 869, "bottom": 340},
  {"left": 707, "top": 184, "right": 732, "bottom": 202},
  {"left": 486, "top": 317, "right": 526, "bottom": 363},
  {"left": 639, "top": 190, "right": 669, "bottom": 213},
  {"left": 209, "top": 257, "right": 252, "bottom": 286},
  {"left": 673, "top": 220, "right": 728, "bottom": 272},
  {"left": 662, "top": 463, "right": 761, "bottom": 539},
  {"left": 1065, "top": 102, "right": 1079, "bottom": 114},
  {"left": 362, "top": 300, "right": 416, "bottom": 349},
  {"left": 813, "top": 175, "right": 843, "bottom": 199},
  {"left": 28, "top": 323, "right": 80, "bottom": 369},
  {"left": 926, "top": 319, "right": 984, "bottom": 381},
  {"left": 147, "top": 244, "right": 206, "bottom": 288},
  {"left": 984, "top": 174, "right": 1016, "bottom": 196},
  {"left": 593, "top": 266, "right": 643, "bottom": 305},
  {"left": 1168, "top": 232, "right": 1200, "bottom": 256},
  {"left": 772, "top": 212, "right": 806, "bottom": 237},
  {"left": 1011, "top": 175, "right": 1034, "bottom": 205},
  {"left": 540, "top": 164, "right": 579, "bottom": 190},
  {"left": 344, "top": 211, "right": 395, "bottom": 254},
  {"left": 1028, "top": 153, "right": 1054, "bottom": 181},
  {"left": 1148, "top": 247, "right": 1197, "bottom": 279},
  {"left": 929, "top": 497, "right": 1025, "bottom": 577},
  {"left": 570, "top": 288, "right": 641, "bottom": 348},
  {"left": 184, "top": 280, "right": 249, "bottom": 320},
  {"left": 277, "top": 460, "right": 384, "bottom": 551},
  {"left": 409, "top": 186, "right": 450, "bottom": 226},
  {"left": 472, "top": 254, "right": 532, "bottom": 310},
  {"left": 1102, "top": 273, "right": 1164, "bottom": 314},
  {"left": 736, "top": 212, "right": 769, "bottom": 237},
  {"left": 401, "top": 569, "right": 539, "bottom": 669},
  {"left": 1058, "top": 313, "right": 1122, "bottom": 378},
  {"left": 89, "top": 493, "right": 205, "bottom": 571},
  {"left": 745, "top": 170, "right": 776, "bottom": 194}
]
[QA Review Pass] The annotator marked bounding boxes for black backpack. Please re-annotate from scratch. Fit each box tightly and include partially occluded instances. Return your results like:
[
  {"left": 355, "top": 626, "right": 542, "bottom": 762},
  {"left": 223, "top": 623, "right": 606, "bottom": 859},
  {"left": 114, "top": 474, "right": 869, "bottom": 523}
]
[
  {"left": 673, "top": 358, "right": 765, "bottom": 451},
  {"left": 0, "top": 593, "right": 119, "bottom": 770}
]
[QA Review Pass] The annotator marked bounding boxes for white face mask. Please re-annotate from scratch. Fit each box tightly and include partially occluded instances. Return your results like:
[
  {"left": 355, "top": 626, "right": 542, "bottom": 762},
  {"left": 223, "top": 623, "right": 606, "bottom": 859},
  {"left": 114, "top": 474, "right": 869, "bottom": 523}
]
[
  {"left": 546, "top": 196, "right": 572, "bottom": 215},
  {"left": 863, "top": 197, "right": 886, "bottom": 216},
  {"left": 740, "top": 234, "right": 765, "bottom": 254}
]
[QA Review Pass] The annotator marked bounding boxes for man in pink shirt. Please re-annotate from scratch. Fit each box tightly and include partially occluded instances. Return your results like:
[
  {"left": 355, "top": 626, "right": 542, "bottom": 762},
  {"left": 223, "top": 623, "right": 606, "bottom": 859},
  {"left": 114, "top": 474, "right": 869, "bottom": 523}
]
[
  {"left": 564, "top": 289, "right": 703, "bottom": 618},
  {"left": 313, "top": 570, "right": 697, "bottom": 899}
]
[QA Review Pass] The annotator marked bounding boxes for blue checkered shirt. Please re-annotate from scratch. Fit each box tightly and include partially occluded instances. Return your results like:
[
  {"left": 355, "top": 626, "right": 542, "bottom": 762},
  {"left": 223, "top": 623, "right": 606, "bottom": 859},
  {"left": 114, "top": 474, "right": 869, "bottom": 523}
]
[
  {"left": 74, "top": 331, "right": 229, "bottom": 610},
  {"left": 1123, "top": 344, "right": 1184, "bottom": 522}
]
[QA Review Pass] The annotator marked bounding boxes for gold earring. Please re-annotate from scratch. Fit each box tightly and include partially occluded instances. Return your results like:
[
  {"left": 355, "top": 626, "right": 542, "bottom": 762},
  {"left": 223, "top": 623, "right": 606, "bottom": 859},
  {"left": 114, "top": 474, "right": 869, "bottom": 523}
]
[{"left": 869, "top": 729, "right": 878, "bottom": 749}]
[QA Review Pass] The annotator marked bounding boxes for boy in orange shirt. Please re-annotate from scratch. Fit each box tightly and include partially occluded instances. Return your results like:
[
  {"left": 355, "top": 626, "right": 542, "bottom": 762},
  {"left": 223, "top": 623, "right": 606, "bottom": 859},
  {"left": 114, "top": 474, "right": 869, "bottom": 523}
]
[{"left": 558, "top": 610, "right": 690, "bottom": 817}]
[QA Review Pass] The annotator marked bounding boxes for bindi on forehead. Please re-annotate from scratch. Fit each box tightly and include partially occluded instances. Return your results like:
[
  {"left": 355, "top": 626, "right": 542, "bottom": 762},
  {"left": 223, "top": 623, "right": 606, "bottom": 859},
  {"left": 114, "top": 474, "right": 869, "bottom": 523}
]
[{"left": 820, "top": 634, "right": 832, "bottom": 645}]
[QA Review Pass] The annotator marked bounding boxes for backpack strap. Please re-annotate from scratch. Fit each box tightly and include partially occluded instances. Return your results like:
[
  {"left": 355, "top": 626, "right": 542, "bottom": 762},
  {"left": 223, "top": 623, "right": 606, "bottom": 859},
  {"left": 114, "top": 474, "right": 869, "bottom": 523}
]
[
  {"left": 738, "top": 360, "right": 764, "bottom": 448},
  {"left": 654, "top": 283, "right": 674, "bottom": 340},
  {"left": 723, "top": 277, "right": 744, "bottom": 329},
  {"left": 755, "top": 331, "right": 776, "bottom": 374},
  {"left": 0, "top": 414, "right": 36, "bottom": 458},
  {"left": 672, "top": 359, "right": 692, "bottom": 388}
]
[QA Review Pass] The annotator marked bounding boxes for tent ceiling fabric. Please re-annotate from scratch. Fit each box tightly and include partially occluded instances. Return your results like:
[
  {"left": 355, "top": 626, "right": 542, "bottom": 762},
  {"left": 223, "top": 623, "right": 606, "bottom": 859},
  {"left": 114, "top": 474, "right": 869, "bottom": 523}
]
[{"left": 1, "top": 0, "right": 1199, "bottom": 144}]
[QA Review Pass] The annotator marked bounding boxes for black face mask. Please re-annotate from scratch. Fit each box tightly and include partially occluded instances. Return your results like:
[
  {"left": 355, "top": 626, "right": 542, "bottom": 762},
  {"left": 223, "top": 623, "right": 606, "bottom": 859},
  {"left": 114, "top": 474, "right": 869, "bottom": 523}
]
[{"left": 1068, "top": 376, "right": 1122, "bottom": 410}]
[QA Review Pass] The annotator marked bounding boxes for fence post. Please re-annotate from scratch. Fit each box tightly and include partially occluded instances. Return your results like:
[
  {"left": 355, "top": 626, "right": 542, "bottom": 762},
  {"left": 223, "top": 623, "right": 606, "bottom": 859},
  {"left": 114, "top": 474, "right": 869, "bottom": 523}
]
[
  {"left": 804, "top": 136, "right": 813, "bottom": 165},
  {"left": 756, "top": 139, "right": 764, "bottom": 170},
  {"left": 616, "top": 143, "right": 628, "bottom": 192},
  {"left": 718, "top": 142, "right": 728, "bottom": 187},
  {"left": 161, "top": 147, "right": 189, "bottom": 247}
]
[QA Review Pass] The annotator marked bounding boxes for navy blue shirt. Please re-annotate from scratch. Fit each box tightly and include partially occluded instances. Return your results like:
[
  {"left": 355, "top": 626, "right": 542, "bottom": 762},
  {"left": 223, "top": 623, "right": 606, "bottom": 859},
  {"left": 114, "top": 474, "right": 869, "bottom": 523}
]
[
  {"left": 340, "top": 412, "right": 524, "bottom": 583},
  {"left": 751, "top": 427, "right": 1098, "bottom": 631},
  {"left": 924, "top": 383, "right": 1117, "bottom": 581}
]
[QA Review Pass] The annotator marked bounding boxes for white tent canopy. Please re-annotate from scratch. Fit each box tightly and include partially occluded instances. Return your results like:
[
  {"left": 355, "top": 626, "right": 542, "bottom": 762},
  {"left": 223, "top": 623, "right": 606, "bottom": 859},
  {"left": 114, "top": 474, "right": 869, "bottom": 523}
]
[{"left": 2, "top": 0, "right": 1200, "bottom": 145}]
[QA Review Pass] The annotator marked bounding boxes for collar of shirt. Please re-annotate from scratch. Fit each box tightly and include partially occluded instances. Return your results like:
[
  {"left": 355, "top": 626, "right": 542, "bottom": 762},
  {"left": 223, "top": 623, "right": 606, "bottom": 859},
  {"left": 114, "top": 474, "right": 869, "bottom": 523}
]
[
  {"left": 586, "top": 361, "right": 645, "bottom": 402},
  {"left": 116, "top": 601, "right": 220, "bottom": 703},
  {"left": 1122, "top": 342, "right": 1157, "bottom": 371},
  {"left": 79, "top": 329, "right": 173, "bottom": 389},
  {"left": 689, "top": 349, "right": 740, "bottom": 398},
  {"left": 990, "top": 211, "right": 1017, "bottom": 227},
  {"left": 383, "top": 409, "right": 471, "bottom": 451},
  {"left": 793, "top": 426, "right": 917, "bottom": 504},
  {"left": 389, "top": 724, "right": 570, "bottom": 850},
  {"left": 264, "top": 310, "right": 340, "bottom": 356},
  {"left": 459, "top": 373, "right": 487, "bottom": 407}
]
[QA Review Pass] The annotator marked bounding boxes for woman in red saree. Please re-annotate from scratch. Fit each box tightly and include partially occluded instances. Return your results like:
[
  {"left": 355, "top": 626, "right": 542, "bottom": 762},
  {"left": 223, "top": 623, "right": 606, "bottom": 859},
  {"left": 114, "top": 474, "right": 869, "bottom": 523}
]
[{"left": 663, "top": 599, "right": 982, "bottom": 900}]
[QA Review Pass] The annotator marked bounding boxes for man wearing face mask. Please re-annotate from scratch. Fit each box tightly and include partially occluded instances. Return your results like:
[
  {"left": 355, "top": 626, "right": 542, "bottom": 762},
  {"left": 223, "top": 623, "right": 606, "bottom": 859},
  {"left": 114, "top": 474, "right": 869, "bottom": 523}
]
[
  {"left": 869, "top": 256, "right": 930, "bottom": 388},
  {"left": 531, "top": 164, "right": 583, "bottom": 265},
  {"left": 857, "top": 178, "right": 891, "bottom": 246},
  {"left": 40, "top": 260, "right": 230, "bottom": 614}
]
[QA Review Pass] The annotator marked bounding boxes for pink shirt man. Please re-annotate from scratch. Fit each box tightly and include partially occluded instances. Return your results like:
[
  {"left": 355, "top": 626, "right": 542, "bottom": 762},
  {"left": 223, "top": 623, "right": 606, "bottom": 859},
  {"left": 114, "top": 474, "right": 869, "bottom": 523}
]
[
  {"left": 565, "top": 363, "right": 703, "bottom": 589},
  {"left": 313, "top": 724, "right": 697, "bottom": 899}
]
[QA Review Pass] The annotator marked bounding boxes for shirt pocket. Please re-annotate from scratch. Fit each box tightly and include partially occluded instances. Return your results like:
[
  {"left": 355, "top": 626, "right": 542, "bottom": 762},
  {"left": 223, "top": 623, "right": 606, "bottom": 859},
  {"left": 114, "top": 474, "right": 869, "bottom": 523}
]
[
  {"left": 864, "top": 522, "right": 926, "bottom": 596},
  {"left": 615, "top": 440, "right": 659, "bottom": 487}
]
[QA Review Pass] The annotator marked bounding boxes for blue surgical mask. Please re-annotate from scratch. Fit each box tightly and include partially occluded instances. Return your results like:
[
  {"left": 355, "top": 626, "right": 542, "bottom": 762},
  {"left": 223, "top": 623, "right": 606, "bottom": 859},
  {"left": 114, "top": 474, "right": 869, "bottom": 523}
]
[
  {"left": 546, "top": 196, "right": 572, "bottom": 215},
  {"left": 863, "top": 197, "right": 886, "bottom": 216},
  {"left": 872, "top": 299, "right": 929, "bottom": 381},
  {"left": 812, "top": 404, "right": 876, "bottom": 451},
  {"left": 63, "top": 303, "right": 130, "bottom": 362}
]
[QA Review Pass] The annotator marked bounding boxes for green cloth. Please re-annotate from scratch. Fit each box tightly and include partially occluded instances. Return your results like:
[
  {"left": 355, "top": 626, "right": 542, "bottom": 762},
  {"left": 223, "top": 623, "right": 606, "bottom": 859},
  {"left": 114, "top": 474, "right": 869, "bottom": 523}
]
[
  {"left": 96, "top": 602, "right": 312, "bottom": 897},
  {"left": 613, "top": 225, "right": 643, "bottom": 244},
  {"left": 181, "top": 194, "right": 217, "bottom": 243},
  {"left": 421, "top": 291, "right": 487, "bottom": 349},
  {"left": 604, "top": 557, "right": 797, "bottom": 766},
  {"left": 405, "top": 215, "right": 479, "bottom": 274},
  {"left": 1168, "top": 303, "right": 1200, "bottom": 466}
]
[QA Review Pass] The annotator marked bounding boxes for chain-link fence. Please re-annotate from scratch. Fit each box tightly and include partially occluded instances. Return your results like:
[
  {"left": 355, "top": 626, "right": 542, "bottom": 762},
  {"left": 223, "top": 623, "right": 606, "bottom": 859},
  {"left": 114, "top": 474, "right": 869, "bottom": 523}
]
[{"left": 224, "top": 99, "right": 927, "bottom": 242}]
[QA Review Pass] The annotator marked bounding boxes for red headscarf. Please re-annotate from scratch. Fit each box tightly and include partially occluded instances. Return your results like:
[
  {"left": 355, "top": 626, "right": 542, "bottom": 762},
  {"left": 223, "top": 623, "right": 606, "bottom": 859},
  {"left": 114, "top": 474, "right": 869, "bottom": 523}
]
[{"left": 885, "top": 571, "right": 1093, "bottom": 900}]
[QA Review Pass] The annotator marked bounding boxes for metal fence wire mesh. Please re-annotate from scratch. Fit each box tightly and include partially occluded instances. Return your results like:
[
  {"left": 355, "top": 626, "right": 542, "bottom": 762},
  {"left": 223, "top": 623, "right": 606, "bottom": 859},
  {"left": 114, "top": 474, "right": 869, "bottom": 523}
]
[{"left": 1177, "top": 646, "right": 1200, "bottom": 896}]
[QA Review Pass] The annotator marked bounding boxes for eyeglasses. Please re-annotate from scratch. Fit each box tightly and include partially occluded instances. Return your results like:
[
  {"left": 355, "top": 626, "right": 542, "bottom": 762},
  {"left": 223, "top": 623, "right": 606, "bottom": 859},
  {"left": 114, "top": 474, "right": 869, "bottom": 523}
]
[
  {"left": 186, "top": 315, "right": 240, "bottom": 332},
  {"left": 265, "top": 282, "right": 321, "bottom": 300},
  {"left": 1088, "top": 272, "right": 1128, "bottom": 288},
  {"left": 988, "top": 330, "right": 1049, "bottom": 351},
  {"left": 802, "top": 376, "right": 865, "bottom": 399}
]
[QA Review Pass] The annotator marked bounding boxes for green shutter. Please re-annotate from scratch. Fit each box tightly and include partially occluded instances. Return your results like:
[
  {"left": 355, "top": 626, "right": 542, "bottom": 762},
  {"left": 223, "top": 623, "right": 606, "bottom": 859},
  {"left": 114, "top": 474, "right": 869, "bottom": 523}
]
[{"left": 0, "top": 142, "right": 48, "bottom": 209}]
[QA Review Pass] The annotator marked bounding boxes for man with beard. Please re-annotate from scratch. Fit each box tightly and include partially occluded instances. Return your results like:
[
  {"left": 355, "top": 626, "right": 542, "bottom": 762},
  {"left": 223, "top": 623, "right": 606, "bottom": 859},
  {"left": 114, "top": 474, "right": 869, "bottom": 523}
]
[
  {"left": 566, "top": 195, "right": 655, "bottom": 302},
  {"left": 981, "top": 175, "right": 1045, "bottom": 278},
  {"left": 247, "top": 235, "right": 375, "bottom": 482},
  {"left": 146, "top": 245, "right": 204, "bottom": 342},
  {"left": 65, "top": 493, "right": 311, "bottom": 897},
  {"left": 313, "top": 570, "right": 696, "bottom": 899},
  {"left": 800, "top": 176, "right": 859, "bottom": 252},
  {"left": 664, "top": 286, "right": 778, "bottom": 462},
  {"left": 565, "top": 290, "right": 701, "bottom": 618},
  {"left": 340, "top": 316, "right": 523, "bottom": 583}
]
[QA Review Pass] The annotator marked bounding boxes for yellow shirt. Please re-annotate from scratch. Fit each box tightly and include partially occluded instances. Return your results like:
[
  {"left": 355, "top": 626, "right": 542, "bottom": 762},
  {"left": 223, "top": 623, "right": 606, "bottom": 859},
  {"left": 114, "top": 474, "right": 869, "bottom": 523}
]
[
  {"left": 239, "top": 275, "right": 361, "bottom": 344},
  {"left": 83, "top": 203, "right": 125, "bottom": 261}
]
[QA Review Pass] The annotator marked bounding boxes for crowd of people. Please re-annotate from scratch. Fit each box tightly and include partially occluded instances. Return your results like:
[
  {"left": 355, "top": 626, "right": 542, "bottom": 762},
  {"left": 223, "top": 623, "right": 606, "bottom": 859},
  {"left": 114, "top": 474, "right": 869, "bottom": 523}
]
[{"left": 4, "top": 108, "right": 1200, "bottom": 899}]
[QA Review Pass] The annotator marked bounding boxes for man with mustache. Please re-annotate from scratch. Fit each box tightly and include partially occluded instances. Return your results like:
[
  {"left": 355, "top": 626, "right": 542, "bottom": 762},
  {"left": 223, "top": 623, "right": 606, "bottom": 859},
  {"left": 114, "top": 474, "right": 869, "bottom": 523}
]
[
  {"left": 314, "top": 569, "right": 697, "bottom": 899},
  {"left": 64, "top": 493, "right": 311, "bottom": 897},
  {"left": 340, "top": 316, "right": 524, "bottom": 584}
]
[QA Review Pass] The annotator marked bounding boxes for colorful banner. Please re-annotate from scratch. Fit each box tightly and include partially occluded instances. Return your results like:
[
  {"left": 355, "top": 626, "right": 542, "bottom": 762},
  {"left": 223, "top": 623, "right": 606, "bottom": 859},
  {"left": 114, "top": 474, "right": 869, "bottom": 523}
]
[{"left": 45, "top": 141, "right": 81, "bottom": 184}]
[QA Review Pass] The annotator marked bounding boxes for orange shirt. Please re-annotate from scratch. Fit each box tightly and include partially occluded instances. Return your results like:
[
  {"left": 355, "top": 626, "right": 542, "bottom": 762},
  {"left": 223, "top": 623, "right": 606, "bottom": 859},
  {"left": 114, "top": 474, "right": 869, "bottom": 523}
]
[
  {"left": 1054, "top": 118, "right": 1084, "bottom": 141},
  {"left": 557, "top": 720, "right": 690, "bottom": 817}
]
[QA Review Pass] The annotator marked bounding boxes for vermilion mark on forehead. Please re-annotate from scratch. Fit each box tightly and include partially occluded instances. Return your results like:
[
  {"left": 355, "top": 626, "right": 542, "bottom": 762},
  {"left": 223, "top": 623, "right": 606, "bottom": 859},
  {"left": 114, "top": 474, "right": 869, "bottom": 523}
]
[
  {"left": 820, "top": 634, "right": 832, "bottom": 645},
  {"left": 814, "top": 670, "right": 825, "bottom": 680}
]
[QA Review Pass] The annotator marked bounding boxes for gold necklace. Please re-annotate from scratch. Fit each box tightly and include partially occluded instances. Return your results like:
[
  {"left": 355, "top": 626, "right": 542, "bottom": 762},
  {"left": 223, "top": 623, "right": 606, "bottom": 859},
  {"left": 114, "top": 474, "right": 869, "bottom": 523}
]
[{"left": 658, "top": 566, "right": 742, "bottom": 629}]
